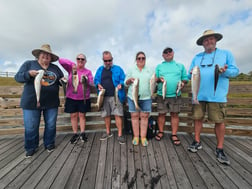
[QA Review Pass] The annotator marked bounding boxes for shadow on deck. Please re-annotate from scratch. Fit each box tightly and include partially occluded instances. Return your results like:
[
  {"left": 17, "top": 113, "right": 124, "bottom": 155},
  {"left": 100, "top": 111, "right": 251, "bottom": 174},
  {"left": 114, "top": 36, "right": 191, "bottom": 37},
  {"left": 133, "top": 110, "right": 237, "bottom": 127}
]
[{"left": 0, "top": 132, "right": 251, "bottom": 189}]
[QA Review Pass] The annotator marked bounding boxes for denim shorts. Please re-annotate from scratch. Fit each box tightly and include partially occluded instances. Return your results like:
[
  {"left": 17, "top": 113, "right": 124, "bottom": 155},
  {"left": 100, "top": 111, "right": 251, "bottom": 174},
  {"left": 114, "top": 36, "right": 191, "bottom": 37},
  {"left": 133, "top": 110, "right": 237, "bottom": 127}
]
[
  {"left": 192, "top": 102, "right": 226, "bottom": 123},
  {"left": 127, "top": 97, "right": 152, "bottom": 113},
  {"left": 64, "top": 98, "right": 91, "bottom": 113}
]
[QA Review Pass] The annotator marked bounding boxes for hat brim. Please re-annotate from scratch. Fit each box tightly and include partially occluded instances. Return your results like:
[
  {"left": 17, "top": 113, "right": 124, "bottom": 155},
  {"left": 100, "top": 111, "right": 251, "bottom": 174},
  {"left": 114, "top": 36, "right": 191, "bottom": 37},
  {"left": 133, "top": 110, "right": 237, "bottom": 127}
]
[
  {"left": 196, "top": 33, "right": 223, "bottom": 46},
  {"left": 32, "top": 49, "right": 59, "bottom": 62}
]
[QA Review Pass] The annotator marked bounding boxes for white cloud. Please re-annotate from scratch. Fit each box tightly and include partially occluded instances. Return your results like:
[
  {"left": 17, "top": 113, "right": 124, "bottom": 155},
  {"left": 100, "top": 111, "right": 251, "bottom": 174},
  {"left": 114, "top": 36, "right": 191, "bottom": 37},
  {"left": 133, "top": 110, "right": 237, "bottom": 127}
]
[{"left": 0, "top": 0, "right": 252, "bottom": 75}]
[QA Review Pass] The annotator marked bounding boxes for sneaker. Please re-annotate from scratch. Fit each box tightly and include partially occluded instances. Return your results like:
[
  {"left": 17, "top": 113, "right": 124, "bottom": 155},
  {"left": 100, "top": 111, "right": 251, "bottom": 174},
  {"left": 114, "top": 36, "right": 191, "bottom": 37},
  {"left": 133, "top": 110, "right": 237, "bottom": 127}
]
[
  {"left": 132, "top": 137, "right": 139, "bottom": 145},
  {"left": 141, "top": 138, "right": 148, "bottom": 147},
  {"left": 216, "top": 148, "right": 230, "bottom": 165},
  {"left": 46, "top": 145, "right": 55, "bottom": 153},
  {"left": 100, "top": 132, "right": 113, "bottom": 141},
  {"left": 188, "top": 140, "right": 202, "bottom": 153},
  {"left": 70, "top": 134, "right": 79, "bottom": 144},
  {"left": 80, "top": 132, "right": 88, "bottom": 142},
  {"left": 117, "top": 136, "right": 126, "bottom": 144},
  {"left": 25, "top": 150, "right": 35, "bottom": 158}
]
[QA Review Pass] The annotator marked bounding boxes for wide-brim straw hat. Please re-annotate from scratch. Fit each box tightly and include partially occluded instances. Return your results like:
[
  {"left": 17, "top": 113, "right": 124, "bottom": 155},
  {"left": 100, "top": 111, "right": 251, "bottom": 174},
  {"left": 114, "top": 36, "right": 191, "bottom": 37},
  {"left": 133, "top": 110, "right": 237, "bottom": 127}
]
[
  {"left": 196, "top": 30, "right": 223, "bottom": 46},
  {"left": 32, "top": 44, "right": 59, "bottom": 62}
]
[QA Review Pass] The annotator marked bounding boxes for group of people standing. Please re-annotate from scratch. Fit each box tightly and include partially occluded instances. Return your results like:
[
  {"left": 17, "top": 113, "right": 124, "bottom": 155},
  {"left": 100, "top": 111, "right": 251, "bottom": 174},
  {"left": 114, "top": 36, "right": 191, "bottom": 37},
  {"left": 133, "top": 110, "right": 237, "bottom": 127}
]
[{"left": 15, "top": 29, "right": 239, "bottom": 165}]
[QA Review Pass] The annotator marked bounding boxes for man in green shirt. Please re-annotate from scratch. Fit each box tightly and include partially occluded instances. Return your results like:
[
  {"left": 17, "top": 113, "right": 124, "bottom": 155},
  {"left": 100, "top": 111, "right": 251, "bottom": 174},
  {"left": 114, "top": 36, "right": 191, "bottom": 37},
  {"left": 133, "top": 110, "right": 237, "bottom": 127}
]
[{"left": 155, "top": 47, "right": 188, "bottom": 145}]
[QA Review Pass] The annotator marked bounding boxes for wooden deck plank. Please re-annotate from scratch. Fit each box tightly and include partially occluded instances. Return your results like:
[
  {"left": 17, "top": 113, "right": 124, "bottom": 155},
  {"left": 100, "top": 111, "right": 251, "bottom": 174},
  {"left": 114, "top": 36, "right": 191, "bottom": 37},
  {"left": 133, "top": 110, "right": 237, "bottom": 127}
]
[
  {"left": 202, "top": 136, "right": 252, "bottom": 189},
  {"left": 173, "top": 134, "right": 207, "bottom": 189},
  {"left": 80, "top": 132, "right": 101, "bottom": 188},
  {"left": 64, "top": 132, "right": 95, "bottom": 188},
  {"left": 102, "top": 132, "right": 114, "bottom": 189},
  {"left": 0, "top": 133, "right": 251, "bottom": 189},
  {"left": 95, "top": 132, "right": 108, "bottom": 189},
  {"left": 180, "top": 135, "right": 222, "bottom": 188},
  {"left": 163, "top": 135, "right": 192, "bottom": 189}
]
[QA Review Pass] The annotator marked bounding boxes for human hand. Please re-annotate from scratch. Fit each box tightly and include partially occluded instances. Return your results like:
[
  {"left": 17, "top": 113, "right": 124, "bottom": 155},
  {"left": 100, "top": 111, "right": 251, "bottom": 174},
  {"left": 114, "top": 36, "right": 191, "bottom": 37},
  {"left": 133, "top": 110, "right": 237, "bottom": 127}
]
[
  {"left": 219, "top": 65, "right": 228, "bottom": 73},
  {"left": 126, "top": 78, "right": 134, "bottom": 85},
  {"left": 98, "top": 84, "right": 103, "bottom": 90},
  {"left": 29, "top": 70, "right": 39, "bottom": 77},
  {"left": 117, "top": 84, "right": 122, "bottom": 90}
]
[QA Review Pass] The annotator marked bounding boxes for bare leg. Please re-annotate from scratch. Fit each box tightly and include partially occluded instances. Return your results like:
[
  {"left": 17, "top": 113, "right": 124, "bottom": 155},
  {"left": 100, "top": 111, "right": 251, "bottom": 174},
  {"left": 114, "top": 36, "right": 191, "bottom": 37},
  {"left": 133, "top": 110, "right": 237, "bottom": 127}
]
[
  {"left": 104, "top": 116, "right": 111, "bottom": 134},
  {"left": 194, "top": 119, "right": 203, "bottom": 142},
  {"left": 79, "top": 112, "right": 86, "bottom": 133},
  {"left": 131, "top": 112, "right": 140, "bottom": 137},
  {"left": 115, "top": 115, "right": 123, "bottom": 136},
  {"left": 140, "top": 112, "right": 149, "bottom": 138},
  {"left": 170, "top": 112, "right": 180, "bottom": 145},
  {"left": 215, "top": 123, "right": 225, "bottom": 149},
  {"left": 155, "top": 113, "right": 166, "bottom": 140},
  {"left": 70, "top": 112, "right": 78, "bottom": 133}
]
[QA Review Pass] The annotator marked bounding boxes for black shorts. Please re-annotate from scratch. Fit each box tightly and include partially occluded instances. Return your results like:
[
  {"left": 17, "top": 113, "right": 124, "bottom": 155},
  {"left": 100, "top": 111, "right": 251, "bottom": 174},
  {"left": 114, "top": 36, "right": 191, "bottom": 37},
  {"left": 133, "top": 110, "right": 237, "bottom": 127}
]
[{"left": 64, "top": 98, "right": 91, "bottom": 113}]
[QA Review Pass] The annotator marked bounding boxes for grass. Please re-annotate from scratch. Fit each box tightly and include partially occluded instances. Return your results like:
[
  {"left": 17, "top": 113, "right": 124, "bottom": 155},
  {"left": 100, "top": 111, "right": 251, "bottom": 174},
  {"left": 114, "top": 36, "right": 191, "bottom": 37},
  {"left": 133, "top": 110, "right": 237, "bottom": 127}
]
[{"left": 0, "top": 77, "right": 22, "bottom": 86}]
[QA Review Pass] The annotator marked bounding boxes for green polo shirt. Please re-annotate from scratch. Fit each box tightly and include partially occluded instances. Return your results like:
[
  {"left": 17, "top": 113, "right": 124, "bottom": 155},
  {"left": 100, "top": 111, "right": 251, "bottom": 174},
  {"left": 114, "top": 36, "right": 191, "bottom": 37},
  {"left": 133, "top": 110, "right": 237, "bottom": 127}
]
[
  {"left": 155, "top": 60, "right": 188, "bottom": 97},
  {"left": 125, "top": 65, "right": 153, "bottom": 100}
]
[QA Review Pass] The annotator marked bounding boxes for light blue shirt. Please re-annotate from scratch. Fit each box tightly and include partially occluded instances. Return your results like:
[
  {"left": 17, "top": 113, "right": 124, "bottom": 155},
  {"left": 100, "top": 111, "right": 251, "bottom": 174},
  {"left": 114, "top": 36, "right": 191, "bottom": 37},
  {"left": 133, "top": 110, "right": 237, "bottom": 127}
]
[
  {"left": 188, "top": 48, "right": 239, "bottom": 102},
  {"left": 125, "top": 65, "right": 153, "bottom": 100}
]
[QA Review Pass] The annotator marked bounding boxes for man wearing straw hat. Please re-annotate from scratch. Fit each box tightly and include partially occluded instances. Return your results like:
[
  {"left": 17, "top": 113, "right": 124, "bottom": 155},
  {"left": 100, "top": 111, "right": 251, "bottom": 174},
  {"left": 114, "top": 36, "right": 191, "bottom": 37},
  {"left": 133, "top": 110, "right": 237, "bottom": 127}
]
[
  {"left": 187, "top": 30, "right": 239, "bottom": 165},
  {"left": 15, "top": 44, "right": 64, "bottom": 158}
]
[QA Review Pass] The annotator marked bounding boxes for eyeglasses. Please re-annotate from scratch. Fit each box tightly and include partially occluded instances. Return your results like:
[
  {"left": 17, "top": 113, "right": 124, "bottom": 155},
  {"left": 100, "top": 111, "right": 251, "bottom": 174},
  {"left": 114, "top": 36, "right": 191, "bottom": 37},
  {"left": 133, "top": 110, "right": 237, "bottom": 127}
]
[
  {"left": 137, "top": 57, "right": 145, "bottom": 61},
  {"left": 77, "top": 58, "right": 85, "bottom": 61},
  {"left": 103, "top": 59, "right": 113, "bottom": 63},
  {"left": 163, "top": 48, "right": 173, "bottom": 54},
  {"left": 200, "top": 50, "right": 216, "bottom": 67}
]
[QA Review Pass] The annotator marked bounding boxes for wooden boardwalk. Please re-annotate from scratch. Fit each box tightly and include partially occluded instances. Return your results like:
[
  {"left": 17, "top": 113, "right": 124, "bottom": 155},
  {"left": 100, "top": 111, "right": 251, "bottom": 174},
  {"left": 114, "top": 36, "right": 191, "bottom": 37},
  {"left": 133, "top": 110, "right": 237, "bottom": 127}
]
[{"left": 0, "top": 132, "right": 251, "bottom": 189}]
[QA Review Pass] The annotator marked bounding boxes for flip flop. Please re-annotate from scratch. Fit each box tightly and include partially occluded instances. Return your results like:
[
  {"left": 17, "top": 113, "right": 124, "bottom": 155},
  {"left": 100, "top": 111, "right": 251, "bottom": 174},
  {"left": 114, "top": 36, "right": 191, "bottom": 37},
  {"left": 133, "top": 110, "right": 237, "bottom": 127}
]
[
  {"left": 170, "top": 135, "right": 181, "bottom": 146},
  {"left": 155, "top": 132, "right": 164, "bottom": 141}
]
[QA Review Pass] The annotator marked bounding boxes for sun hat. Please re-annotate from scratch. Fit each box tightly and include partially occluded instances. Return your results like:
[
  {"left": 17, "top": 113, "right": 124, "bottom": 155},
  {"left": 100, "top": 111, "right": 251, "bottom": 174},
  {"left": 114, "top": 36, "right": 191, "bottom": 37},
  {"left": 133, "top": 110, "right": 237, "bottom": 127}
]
[
  {"left": 32, "top": 44, "right": 59, "bottom": 62},
  {"left": 196, "top": 30, "right": 223, "bottom": 46}
]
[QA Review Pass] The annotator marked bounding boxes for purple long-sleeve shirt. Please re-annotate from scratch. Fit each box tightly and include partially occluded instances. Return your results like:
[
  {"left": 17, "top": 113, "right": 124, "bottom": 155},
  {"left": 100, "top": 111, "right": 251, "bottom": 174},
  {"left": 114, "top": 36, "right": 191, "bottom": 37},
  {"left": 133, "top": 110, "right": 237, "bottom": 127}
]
[{"left": 59, "top": 58, "right": 94, "bottom": 100}]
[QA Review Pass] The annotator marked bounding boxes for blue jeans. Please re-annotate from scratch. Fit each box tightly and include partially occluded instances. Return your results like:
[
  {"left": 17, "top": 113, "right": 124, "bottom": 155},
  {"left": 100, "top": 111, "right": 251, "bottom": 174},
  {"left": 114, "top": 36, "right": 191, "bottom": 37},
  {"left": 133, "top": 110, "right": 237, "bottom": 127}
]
[
  {"left": 127, "top": 97, "right": 152, "bottom": 113},
  {"left": 23, "top": 108, "right": 58, "bottom": 153}
]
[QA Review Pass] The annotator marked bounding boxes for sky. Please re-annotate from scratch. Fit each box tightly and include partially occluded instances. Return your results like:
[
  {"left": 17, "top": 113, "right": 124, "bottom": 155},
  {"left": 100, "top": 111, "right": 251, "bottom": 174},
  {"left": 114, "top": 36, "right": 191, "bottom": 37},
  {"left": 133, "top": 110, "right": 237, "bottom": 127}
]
[{"left": 0, "top": 0, "right": 252, "bottom": 76}]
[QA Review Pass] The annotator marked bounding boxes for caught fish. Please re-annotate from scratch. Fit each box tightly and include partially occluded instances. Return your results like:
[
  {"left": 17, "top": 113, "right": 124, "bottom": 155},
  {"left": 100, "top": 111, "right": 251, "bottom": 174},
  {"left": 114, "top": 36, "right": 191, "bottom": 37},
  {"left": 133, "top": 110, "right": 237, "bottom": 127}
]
[
  {"left": 96, "top": 89, "right": 106, "bottom": 111},
  {"left": 214, "top": 64, "right": 220, "bottom": 96},
  {"left": 59, "top": 77, "right": 68, "bottom": 99},
  {"left": 150, "top": 73, "right": 156, "bottom": 99},
  {"left": 114, "top": 87, "right": 119, "bottom": 106},
  {"left": 72, "top": 65, "right": 79, "bottom": 93},
  {"left": 162, "top": 79, "right": 167, "bottom": 100},
  {"left": 81, "top": 75, "right": 88, "bottom": 104},
  {"left": 176, "top": 80, "right": 182, "bottom": 98},
  {"left": 132, "top": 78, "right": 140, "bottom": 111},
  {"left": 191, "top": 66, "right": 200, "bottom": 104},
  {"left": 34, "top": 70, "right": 45, "bottom": 107}
]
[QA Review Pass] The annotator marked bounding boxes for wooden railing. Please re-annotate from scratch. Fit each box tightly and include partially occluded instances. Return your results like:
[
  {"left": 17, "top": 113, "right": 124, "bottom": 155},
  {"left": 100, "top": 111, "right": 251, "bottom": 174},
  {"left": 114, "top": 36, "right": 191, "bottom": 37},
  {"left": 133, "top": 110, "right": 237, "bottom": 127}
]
[{"left": 0, "top": 83, "right": 251, "bottom": 136}]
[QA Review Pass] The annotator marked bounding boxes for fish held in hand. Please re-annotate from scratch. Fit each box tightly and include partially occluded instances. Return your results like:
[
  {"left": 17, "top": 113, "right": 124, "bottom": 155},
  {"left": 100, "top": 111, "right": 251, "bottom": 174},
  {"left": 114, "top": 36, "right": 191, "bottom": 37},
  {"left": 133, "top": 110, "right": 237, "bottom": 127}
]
[
  {"left": 176, "top": 80, "right": 182, "bottom": 98},
  {"left": 191, "top": 66, "right": 200, "bottom": 104},
  {"left": 96, "top": 89, "right": 106, "bottom": 111},
  {"left": 214, "top": 64, "right": 220, "bottom": 96},
  {"left": 72, "top": 65, "right": 79, "bottom": 94},
  {"left": 132, "top": 78, "right": 140, "bottom": 111},
  {"left": 162, "top": 79, "right": 167, "bottom": 100},
  {"left": 114, "top": 87, "right": 119, "bottom": 106},
  {"left": 81, "top": 75, "right": 88, "bottom": 104},
  {"left": 59, "top": 77, "right": 68, "bottom": 99},
  {"left": 34, "top": 70, "right": 45, "bottom": 107},
  {"left": 150, "top": 73, "right": 156, "bottom": 99}
]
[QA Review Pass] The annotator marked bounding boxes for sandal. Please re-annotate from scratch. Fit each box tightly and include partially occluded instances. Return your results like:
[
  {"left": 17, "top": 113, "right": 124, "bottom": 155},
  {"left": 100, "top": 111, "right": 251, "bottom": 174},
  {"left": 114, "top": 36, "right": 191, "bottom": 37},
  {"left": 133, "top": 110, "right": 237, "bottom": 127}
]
[
  {"left": 170, "top": 135, "right": 181, "bottom": 146},
  {"left": 155, "top": 132, "right": 164, "bottom": 141}
]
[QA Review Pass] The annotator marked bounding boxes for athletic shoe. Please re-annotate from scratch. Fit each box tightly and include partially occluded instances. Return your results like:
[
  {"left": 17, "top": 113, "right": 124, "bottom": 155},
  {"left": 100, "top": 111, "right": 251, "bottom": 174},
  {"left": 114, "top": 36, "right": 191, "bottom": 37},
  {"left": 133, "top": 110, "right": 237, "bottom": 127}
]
[
  {"left": 216, "top": 148, "right": 230, "bottom": 165},
  {"left": 141, "top": 138, "right": 148, "bottom": 147},
  {"left": 188, "top": 140, "right": 202, "bottom": 153},
  {"left": 70, "top": 134, "right": 79, "bottom": 144},
  {"left": 80, "top": 132, "right": 88, "bottom": 142},
  {"left": 117, "top": 136, "right": 126, "bottom": 144},
  {"left": 132, "top": 137, "right": 139, "bottom": 145},
  {"left": 100, "top": 132, "right": 113, "bottom": 141}
]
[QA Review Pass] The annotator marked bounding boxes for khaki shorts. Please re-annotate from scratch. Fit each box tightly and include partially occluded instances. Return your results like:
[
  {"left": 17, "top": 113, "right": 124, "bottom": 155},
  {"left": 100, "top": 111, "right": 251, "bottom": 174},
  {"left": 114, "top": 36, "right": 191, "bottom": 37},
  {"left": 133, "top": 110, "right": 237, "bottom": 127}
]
[
  {"left": 157, "top": 95, "right": 181, "bottom": 114},
  {"left": 101, "top": 96, "right": 124, "bottom": 117},
  {"left": 192, "top": 102, "right": 226, "bottom": 123}
]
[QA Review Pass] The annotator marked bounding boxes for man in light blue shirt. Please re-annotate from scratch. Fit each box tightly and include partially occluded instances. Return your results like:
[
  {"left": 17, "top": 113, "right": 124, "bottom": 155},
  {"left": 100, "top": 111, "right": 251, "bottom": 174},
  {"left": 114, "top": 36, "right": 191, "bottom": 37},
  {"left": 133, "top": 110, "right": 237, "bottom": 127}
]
[{"left": 187, "top": 30, "right": 239, "bottom": 165}]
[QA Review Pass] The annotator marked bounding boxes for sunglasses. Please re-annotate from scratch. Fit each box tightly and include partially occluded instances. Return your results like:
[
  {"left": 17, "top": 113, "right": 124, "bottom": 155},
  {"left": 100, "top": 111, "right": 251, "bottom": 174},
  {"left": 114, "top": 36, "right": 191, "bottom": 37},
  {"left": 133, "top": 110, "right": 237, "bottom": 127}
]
[
  {"left": 163, "top": 48, "right": 173, "bottom": 54},
  {"left": 77, "top": 58, "right": 85, "bottom": 61},
  {"left": 137, "top": 57, "right": 146, "bottom": 61},
  {"left": 200, "top": 50, "right": 216, "bottom": 67},
  {"left": 103, "top": 59, "right": 113, "bottom": 63}
]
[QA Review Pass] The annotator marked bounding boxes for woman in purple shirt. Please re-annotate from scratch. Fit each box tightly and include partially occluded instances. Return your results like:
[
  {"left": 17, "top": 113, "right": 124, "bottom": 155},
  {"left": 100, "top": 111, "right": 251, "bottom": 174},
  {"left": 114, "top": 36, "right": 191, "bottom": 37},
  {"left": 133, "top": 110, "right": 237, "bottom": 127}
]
[{"left": 59, "top": 54, "right": 94, "bottom": 144}]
